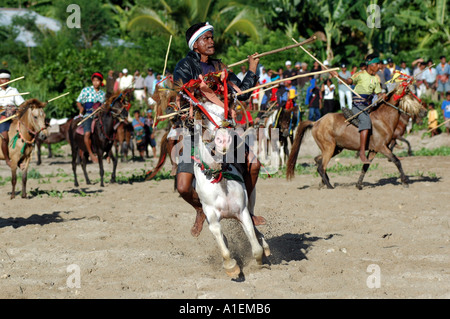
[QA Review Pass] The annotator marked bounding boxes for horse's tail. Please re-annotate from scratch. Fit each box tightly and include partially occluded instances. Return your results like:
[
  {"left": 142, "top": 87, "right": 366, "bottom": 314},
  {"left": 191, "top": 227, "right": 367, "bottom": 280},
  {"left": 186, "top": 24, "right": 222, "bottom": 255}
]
[
  {"left": 145, "top": 131, "right": 169, "bottom": 181},
  {"left": 286, "top": 120, "right": 314, "bottom": 180}
]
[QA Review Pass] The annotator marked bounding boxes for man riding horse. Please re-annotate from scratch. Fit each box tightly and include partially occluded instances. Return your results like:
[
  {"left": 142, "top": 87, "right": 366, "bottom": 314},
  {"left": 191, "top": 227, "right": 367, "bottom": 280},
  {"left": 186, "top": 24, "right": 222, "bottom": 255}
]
[
  {"left": 331, "top": 54, "right": 386, "bottom": 164},
  {"left": 75, "top": 72, "right": 106, "bottom": 163},
  {"left": 173, "top": 22, "right": 266, "bottom": 237},
  {"left": 0, "top": 69, "right": 25, "bottom": 167}
]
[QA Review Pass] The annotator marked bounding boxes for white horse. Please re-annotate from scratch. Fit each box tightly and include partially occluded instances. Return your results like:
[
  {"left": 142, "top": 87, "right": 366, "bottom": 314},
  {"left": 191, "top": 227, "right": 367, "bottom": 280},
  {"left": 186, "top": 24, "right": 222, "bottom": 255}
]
[{"left": 191, "top": 101, "right": 270, "bottom": 278}]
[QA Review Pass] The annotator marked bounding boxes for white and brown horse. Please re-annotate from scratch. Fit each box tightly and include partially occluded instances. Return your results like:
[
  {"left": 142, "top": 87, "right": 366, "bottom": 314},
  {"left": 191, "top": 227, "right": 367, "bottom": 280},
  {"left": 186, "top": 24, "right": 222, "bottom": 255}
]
[
  {"left": 190, "top": 101, "right": 270, "bottom": 278},
  {"left": 0, "top": 98, "right": 48, "bottom": 199}
]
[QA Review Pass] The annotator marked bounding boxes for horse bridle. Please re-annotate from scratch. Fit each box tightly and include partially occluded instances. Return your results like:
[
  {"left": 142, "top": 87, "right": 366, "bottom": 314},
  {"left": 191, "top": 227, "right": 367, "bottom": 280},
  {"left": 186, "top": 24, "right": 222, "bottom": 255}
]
[{"left": 17, "top": 108, "right": 46, "bottom": 145}]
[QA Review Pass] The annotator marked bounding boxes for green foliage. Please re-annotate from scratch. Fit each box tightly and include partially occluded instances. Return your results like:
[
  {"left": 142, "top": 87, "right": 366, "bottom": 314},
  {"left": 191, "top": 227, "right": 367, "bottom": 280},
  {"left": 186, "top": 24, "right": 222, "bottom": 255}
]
[{"left": 0, "top": 0, "right": 448, "bottom": 119}]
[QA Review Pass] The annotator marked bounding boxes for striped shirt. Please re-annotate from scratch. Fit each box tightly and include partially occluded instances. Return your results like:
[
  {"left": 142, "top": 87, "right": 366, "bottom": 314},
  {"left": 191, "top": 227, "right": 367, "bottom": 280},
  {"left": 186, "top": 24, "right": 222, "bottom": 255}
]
[{"left": 76, "top": 86, "right": 106, "bottom": 105}]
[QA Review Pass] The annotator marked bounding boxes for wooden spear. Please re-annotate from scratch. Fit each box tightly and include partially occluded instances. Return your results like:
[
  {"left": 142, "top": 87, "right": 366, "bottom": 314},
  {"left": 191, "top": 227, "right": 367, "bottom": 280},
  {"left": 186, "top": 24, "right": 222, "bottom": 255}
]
[
  {"left": 427, "top": 118, "right": 450, "bottom": 133},
  {"left": 154, "top": 35, "right": 173, "bottom": 128},
  {"left": 46, "top": 92, "right": 70, "bottom": 103},
  {"left": 0, "top": 76, "right": 25, "bottom": 87},
  {"left": 227, "top": 36, "right": 319, "bottom": 68},
  {"left": 291, "top": 38, "right": 362, "bottom": 99},
  {"left": 237, "top": 68, "right": 339, "bottom": 96}
]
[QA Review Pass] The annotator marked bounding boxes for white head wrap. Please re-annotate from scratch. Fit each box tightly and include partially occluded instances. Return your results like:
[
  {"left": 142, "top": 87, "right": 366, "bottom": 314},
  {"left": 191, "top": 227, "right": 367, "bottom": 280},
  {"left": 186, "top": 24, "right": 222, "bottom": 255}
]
[{"left": 188, "top": 22, "right": 214, "bottom": 51}]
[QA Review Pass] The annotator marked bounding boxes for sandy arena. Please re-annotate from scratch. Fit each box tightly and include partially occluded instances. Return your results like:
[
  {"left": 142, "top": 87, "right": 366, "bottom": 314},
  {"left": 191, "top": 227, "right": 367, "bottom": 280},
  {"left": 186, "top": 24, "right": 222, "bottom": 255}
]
[{"left": 0, "top": 129, "right": 449, "bottom": 299}]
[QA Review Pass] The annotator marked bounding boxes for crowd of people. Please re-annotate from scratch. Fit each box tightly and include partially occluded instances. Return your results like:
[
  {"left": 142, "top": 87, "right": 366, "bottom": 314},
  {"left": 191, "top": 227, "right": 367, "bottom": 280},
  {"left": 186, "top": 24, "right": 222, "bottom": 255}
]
[{"left": 241, "top": 55, "right": 450, "bottom": 130}]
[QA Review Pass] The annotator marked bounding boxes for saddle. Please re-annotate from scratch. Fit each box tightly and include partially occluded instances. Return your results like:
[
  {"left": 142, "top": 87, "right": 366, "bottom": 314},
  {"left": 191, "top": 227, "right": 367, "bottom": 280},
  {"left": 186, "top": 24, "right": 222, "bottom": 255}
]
[{"left": 342, "top": 108, "right": 359, "bottom": 127}]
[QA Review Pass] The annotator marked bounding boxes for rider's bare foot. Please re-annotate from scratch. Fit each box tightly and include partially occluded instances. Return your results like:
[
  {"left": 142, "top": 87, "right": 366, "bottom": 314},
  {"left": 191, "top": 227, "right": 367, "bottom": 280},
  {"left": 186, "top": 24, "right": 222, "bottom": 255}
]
[
  {"left": 252, "top": 215, "right": 266, "bottom": 226},
  {"left": 5, "top": 159, "right": 11, "bottom": 167},
  {"left": 360, "top": 155, "right": 371, "bottom": 165},
  {"left": 191, "top": 210, "right": 206, "bottom": 237}
]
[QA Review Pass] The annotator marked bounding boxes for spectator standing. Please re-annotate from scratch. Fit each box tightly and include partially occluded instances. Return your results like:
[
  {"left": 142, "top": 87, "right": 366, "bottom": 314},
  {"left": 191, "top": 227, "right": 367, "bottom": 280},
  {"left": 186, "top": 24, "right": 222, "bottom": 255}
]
[
  {"left": 106, "top": 70, "right": 116, "bottom": 99},
  {"left": 436, "top": 55, "right": 450, "bottom": 101},
  {"left": 338, "top": 63, "right": 352, "bottom": 109},
  {"left": 133, "top": 69, "right": 146, "bottom": 103},
  {"left": 114, "top": 72, "right": 122, "bottom": 93},
  {"left": 283, "top": 60, "right": 297, "bottom": 83},
  {"left": 237, "top": 65, "right": 247, "bottom": 81},
  {"left": 423, "top": 59, "right": 438, "bottom": 100},
  {"left": 441, "top": 92, "right": 450, "bottom": 134},
  {"left": 305, "top": 78, "right": 321, "bottom": 121},
  {"left": 399, "top": 61, "right": 411, "bottom": 76},
  {"left": 427, "top": 102, "right": 439, "bottom": 137},
  {"left": 132, "top": 110, "right": 147, "bottom": 160},
  {"left": 119, "top": 68, "right": 133, "bottom": 91},
  {"left": 144, "top": 68, "right": 156, "bottom": 97},
  {"left": 413, "top": 62, "right": 427, "bottom": 98},
  {"left": 321, "top": 78, "right": 335, "bottom": 116},
  {"left": 144, "top": 109, "right": 157, "bottom": 158}
]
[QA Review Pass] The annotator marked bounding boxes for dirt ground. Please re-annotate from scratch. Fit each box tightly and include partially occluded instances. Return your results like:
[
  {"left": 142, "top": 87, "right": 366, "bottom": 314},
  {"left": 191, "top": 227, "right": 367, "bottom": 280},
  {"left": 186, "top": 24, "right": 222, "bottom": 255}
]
[{"left": 0, "top": 129, "right": 449, "bottom": 299}]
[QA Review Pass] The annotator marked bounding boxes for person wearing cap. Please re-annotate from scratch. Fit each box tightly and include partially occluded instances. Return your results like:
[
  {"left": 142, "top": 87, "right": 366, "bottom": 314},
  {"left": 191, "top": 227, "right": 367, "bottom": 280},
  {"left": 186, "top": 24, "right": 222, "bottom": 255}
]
[
  {"left": 144, "top": 68, "right": 156, "bottom": 97},
  {"left": 282, "top": 60, "right": 297, "bottom": 86},
  {"left": 0, "top": 69, "right": 25, "bottom": 167},
  {"left": 436, "top": 55, "right": 450, "bottom": 101},
  {"left": 338, "top": 63, "right": 352, "bottom": 110},
  {"left": 172, "top": 21, "right": 264, "bottom": 237},
  {"left": 331, "top": 54, "right": 385, "bottom": 164},
  {"left": 76, "top": 72, "right": 106, "bottom": 163},
  {"left": 119, "top": 68, "right": 133, "bottom": 91}
]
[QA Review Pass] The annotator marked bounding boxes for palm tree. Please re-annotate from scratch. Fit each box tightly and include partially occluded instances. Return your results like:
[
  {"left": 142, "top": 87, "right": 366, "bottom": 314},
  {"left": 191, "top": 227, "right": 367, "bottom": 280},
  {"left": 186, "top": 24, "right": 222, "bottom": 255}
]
[{"left": 127, "top": 0, "right": 262, "bottom": 53}]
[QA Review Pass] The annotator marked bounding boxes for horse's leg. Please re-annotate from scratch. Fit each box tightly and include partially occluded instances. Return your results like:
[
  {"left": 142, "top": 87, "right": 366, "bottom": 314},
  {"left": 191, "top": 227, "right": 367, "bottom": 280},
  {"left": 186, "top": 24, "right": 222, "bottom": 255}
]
[
  {"left": 71, "top": 145, "right": 79, "bottom": 187},
  {"left": 379, "top": 145, "right": 409, "bottom": 187},
  {"left": 98, "top": 152, "right": 105, "bottom": 187},
  {"left": 399, "top": 137, "right": 413, "bottom": 156},
  {"left": 204, "top": 206, "right": 240, "bottom": 278},
  {"left": 239, "top": 207, "right": 265, "bottom": 265},
  {"left": 316, "top": 146, "right": 335, "bottom": 189},
  {"left": 36, "top": 141, "right": 42, "bottom": 165},
  {"left": 81, "top": 151, "right": 91, "bottom": 185},
  {"left": 109, "top": 150, "right": 117, "bottom": 184},
  {"left": 20, "top": 158, "right": 31, "bottom": 198},
  {"left": 48, "top": 143, "right": 53, "bottom": 158},
  {"left": 356, "top": 151, "right": 377, "bottom": 190},
  {"left": 10, "top": 165, "right": 17, "bottom": 200}
]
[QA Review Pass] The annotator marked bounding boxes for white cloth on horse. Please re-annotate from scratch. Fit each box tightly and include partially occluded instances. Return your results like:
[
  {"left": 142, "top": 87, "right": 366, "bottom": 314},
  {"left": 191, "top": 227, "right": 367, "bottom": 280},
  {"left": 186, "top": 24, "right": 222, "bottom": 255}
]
[{"left": 49, "top": 118, "right": 68, "bottom": 126}]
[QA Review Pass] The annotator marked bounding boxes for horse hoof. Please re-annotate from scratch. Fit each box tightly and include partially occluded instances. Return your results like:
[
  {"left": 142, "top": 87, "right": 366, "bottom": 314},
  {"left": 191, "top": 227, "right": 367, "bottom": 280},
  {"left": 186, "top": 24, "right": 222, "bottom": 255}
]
[
  {"left": 356, "top": 184, "right": 363, "bottom": 190},
  {"left": 402, "top": 183, "right": 409, "bottom": 188},
  {"left": 225, "top": 264, "right": 241, "bottom": 279}
]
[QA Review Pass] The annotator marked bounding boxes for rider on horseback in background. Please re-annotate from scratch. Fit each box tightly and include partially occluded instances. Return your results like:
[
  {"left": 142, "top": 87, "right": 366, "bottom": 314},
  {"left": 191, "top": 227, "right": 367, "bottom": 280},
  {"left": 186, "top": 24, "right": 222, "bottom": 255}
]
[
  {"left": 76, "top": 72, "right": 106, "bottom": 163},
  {"left": 0, "top": 69, "right": 25, "bottom": 167},
  {"left": 172, "top": 22, "right": 265, "bottom": 237},
  {"left": 331, "top": 54, "right": 386, "bottom": 164}
]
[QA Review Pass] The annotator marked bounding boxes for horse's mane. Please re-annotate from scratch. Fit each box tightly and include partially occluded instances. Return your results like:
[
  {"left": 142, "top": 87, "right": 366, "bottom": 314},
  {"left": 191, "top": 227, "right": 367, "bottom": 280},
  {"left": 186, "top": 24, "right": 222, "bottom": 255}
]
[
  {"left": 387, "top": 82, "right": 423, "bottom": 116},
  {"left": 17, "top": 98, "right": 45, "bottom": 118},
  {"left": 105, "top": 89, "right": 133, "bottom": 106}
]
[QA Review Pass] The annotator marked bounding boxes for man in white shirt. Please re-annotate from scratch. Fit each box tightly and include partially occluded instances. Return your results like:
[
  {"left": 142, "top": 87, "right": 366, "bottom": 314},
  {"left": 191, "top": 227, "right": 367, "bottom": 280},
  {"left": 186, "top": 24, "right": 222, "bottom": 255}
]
[
  {"left": 237, "top": 65, "right": 247, "bottom": 81},
  {"left": 144, "top": 68, "right": 156, "bottom": 97},
  {"left": 133, "top": 69, "right": 145, "bottom": 103},
  {"left": 0, "top": 69, "right": 25, "bottom": 167},
  {"left": 423, "top": 59, "right": 438, "bottom": 100},
  {"left": 119, "top": 68, "right": 134, "bottom": 91},
  {"left": 338, "top": 63, "right": 352, "bottom": 109}
]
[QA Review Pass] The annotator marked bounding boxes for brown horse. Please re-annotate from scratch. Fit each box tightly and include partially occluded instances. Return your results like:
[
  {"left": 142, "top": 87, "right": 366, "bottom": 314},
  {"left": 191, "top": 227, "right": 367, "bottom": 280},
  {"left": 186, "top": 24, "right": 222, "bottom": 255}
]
[
  {"left": 114, "top": 120, "right": 134, "bottom": 162},
  {"left": 286, "top": 84, "right": 424, "bottom": 189},
  {"left": 36, "top": 118, "right": 73, "bottom": 165},
  {"left": 0, "top": 99, "right": 48, "bottom": 199},
  {"left": 69, "top": 90, "right": 131, "bottom": 187}
]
